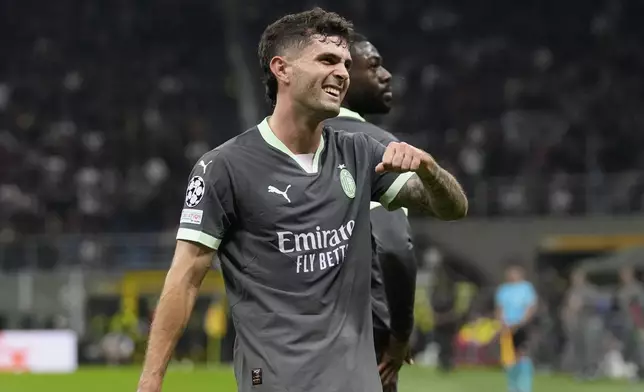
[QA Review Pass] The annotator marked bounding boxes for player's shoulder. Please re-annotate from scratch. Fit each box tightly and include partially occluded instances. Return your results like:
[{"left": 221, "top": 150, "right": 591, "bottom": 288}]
[
  {"left": 324, "top": 123, "right": 389, "bottom": 152},
  {"left": 354, "top": 122, "right": 398, "bottom": 146},
  {"left": 201, "top": 126, "right": 262, "bottom": 161},
  {"left": 325, "top": 116, "right": 399, "bottom": 146},
  {"left": 193, "top": 126, "right": 263, "bottom": 174},
  {"left": 325, "top": 123, "right": 362, "bottom": 142}
]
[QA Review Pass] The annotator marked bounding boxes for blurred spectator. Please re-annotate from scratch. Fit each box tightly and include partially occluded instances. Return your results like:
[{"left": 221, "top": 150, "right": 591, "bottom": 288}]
[
  {"left": 561, "top": 270, "right": 604, "bottom": 379},
  {"left": 101, "top": 331, "right": 135, "bottom": 366},
  {"left": 430, "top": 262, "right": 460, "bottom": 372},
  {"left": 616, "top": 267, "right": 644, "bottom": 379}
]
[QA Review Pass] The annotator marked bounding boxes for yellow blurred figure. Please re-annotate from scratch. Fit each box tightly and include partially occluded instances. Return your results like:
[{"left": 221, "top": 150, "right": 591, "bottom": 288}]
[
  {"left": 500, "top": 328, "right": 516, "bottom": 367},
  {"left": 205, "top": 300, "right": 228, "bottom": 338},
  {"left": 204, "top": 297, "right": 228, "bottom": 365}
]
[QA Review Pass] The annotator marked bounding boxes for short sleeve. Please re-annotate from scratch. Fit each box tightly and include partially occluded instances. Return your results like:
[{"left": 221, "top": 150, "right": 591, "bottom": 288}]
[
  {"left": 176, "top": 150, "right": 236, "bottom": 250},
  {"left": 366, "top": 135, "right": 414, "bottom": 210}
]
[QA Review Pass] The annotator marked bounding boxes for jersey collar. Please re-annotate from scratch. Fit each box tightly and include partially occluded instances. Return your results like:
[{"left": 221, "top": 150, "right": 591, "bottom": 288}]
[
  {"left": 337, "top": 107, "right": 367, "bottom": 122},
  {"left": 257, "top": 117, "right": 325, "bottom": 173}
]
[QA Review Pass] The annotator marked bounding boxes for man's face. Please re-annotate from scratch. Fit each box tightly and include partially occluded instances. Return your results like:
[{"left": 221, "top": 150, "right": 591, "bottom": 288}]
[
  {"left": 505, "top": 266, "right": 523, "bottom": 282},
  {"left": 345, "top": 41, "right": 393, "bottom": 115},
  {"left": 286, "top": 35, "right": 351, "bottom": 118}
]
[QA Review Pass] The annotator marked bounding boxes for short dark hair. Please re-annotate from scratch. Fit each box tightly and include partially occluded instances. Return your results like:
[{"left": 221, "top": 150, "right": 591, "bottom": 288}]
[
  {"left": 350, "top": 31, "right": 368, "bottom": 45},
  {"left": 258, "top": 7, "right": 354, "bottom": 108},
  {"left": 349, "top": 31, "right": 368, "bottom": 56},
  {"left": 504, "top": 258, "right": 525, "bottom": 271}
]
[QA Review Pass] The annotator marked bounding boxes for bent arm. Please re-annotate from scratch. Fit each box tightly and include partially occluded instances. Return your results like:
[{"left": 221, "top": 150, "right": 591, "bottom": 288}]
[
  {"left": 388, "top": 170, "right": 468, "bottom": 221},
  {"left": 137, "top": 240, "right": 214, "bottom": 391}
]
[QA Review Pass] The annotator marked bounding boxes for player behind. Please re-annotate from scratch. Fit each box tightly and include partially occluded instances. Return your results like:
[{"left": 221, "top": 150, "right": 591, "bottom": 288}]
[
  {"left": 324, "top": 32, "right": 417, "bottom": 391},
  {"left": 496, "top": 262, "right": 538, "bottom": 392},
  {"left": 137, "top": 7, "right": 467, "bottom": 392}
]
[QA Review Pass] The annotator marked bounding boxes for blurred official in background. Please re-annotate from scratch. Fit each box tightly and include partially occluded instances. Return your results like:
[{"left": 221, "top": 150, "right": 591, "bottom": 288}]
[
  {"left": 430, "top": 262, "right": 459, "bottom": 373},
  {"left": 561, "top": 270, "right": 603, "bottom": 380},
  {"left": 496, "top": 262, "right": 537, "bottom": 392},
  {"left": 616, "top": 267, "right": 644, "bottom": 380}
]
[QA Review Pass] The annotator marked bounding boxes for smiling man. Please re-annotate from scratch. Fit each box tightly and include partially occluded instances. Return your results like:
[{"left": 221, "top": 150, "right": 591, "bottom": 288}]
[{"left": 137, "top": 8, "right": 467, "bottom": 392}]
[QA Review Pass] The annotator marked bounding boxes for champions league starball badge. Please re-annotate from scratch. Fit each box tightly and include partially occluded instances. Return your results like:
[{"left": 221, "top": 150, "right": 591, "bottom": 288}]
[{"left": 185, "top": 176, "right": 206, "bottom": 207}]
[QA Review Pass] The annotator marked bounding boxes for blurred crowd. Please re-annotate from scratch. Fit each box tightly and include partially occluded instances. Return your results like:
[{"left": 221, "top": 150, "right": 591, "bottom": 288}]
[
  {"left": 556, "top": 266, "right": 644, "bottom": 379},
  {"left": 1, "top": 0, "right": 239, "bottom": 238},
  {"left": 3, "top": 0, "right": 644, "bottom": 239},
  {"left": 420, "top": 261, "right": 644, "bottom": 380}
]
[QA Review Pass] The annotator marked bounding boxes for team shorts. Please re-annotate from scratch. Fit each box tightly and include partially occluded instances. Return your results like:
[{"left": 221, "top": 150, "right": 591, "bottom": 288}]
[{"left": 511, "top": 325, "right": 531, "bottom": 351}]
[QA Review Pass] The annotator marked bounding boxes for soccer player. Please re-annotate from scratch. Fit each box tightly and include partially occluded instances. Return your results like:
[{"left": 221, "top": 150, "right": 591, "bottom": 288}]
[
  {"left": 496, "top": 262, "right": 538, "bottom": 392},
  {"left": 136, "top": 8, "right": 467, "bottom": 392},
  {"left": 324, "top": 32, "right": 418, "bottom": 391}
]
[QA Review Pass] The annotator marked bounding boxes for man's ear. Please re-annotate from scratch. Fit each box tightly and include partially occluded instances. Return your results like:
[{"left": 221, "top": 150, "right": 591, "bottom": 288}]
[{"left": 269, "top": 56, "right": 290, "bottom": 85}]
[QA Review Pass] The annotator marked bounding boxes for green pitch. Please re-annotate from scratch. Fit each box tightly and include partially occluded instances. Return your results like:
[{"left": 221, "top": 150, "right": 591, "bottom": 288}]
[{"left": 0, "top": 366, "right": 635, "bottom": 392}]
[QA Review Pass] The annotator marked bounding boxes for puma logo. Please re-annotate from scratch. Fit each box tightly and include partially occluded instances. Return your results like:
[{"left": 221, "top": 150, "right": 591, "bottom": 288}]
[
  {"left": 268, "top": 184, "right": 291, "bottom": 203},
  {"left": 198, "top": 160, "right": 212, "bottom": 174}
]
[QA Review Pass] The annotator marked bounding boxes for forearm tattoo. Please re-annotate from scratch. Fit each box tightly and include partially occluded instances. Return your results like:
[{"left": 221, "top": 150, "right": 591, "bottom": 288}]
[{"left": 390, "top": 170, "right": 468, "bottom": 220}]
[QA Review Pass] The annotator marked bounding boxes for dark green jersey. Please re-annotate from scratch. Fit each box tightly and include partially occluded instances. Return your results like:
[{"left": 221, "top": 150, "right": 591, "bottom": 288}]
[{"left": 177, "top": 118, "right": 413, "bottom": 392}]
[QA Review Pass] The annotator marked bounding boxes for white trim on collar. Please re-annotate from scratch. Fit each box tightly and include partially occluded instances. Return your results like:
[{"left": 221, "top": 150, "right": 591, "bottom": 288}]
[{"left": 337, "top": 107, "right": 367, "bottom": 122}]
